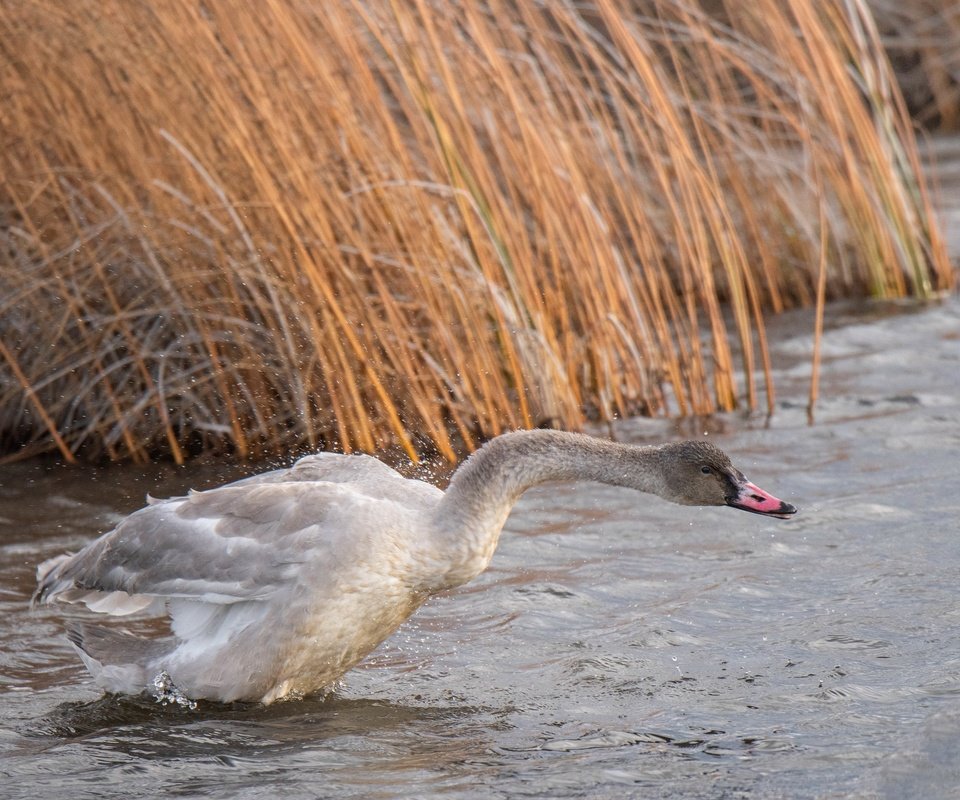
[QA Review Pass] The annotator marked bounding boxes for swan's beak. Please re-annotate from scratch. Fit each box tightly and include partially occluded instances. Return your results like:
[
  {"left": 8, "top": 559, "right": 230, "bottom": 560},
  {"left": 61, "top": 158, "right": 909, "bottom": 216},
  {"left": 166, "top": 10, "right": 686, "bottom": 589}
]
[{"left": 726, "top": 481, "right": 797, "bottom": 519}]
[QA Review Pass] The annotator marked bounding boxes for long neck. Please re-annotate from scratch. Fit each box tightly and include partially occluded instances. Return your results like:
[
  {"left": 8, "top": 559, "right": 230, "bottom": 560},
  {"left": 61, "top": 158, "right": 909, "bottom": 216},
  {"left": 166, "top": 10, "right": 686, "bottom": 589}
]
[{"left": 422, "top": 430, "right": 664, "bottom": 591}]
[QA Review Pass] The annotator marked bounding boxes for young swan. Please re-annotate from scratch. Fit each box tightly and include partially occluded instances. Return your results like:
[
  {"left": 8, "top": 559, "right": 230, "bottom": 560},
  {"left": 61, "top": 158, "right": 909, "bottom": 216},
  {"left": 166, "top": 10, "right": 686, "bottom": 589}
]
[{"left": 34, "top": 430, "right": 796, "bottom": 704}]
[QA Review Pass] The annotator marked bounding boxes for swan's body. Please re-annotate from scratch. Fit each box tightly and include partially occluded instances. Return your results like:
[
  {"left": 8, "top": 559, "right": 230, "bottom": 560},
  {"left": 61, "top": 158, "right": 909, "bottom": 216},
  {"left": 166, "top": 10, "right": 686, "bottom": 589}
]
[{"left": 34, "top": 430, "right": 796, "bottom": 703}]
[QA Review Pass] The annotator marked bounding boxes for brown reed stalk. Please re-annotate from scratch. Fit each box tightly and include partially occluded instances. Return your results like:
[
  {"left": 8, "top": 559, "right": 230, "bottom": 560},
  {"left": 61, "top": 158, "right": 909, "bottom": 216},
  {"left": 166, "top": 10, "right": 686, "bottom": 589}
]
[
  {"left": 0, "top": 0, "right": 951, "bottom": 465},
  {"left": 868, "top": 0, "right": 960, "bottom": 130}
]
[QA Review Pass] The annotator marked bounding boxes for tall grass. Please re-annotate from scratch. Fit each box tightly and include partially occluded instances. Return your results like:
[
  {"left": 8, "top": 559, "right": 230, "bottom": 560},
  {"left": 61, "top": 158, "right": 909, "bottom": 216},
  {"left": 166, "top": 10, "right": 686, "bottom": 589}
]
[
  {"left": 869, "top": 0, "right": 960, "bottom": 129},
  {"left": 0, "top": 0, "right": 952, "bottom": 464}
]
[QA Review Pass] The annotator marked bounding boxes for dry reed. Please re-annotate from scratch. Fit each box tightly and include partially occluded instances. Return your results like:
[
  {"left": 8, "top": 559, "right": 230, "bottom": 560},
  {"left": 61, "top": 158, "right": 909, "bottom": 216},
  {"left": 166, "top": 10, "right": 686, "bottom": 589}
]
[
  {"left": 0, "top": 0, "right": 952, "bottom": 464},
  {"left": 868, "top": 0, "right": 960, "bottom": 129}
]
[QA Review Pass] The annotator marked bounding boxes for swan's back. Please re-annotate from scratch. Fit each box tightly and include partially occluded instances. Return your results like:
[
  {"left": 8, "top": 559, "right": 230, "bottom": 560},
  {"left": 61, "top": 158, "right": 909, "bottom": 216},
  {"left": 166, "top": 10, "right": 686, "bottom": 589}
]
[
  {"left": 37, "top": 452, "right": 441, "bottom": 603},
  {"left": 224, "top": 451, "right": 439, "bottom": 502}
]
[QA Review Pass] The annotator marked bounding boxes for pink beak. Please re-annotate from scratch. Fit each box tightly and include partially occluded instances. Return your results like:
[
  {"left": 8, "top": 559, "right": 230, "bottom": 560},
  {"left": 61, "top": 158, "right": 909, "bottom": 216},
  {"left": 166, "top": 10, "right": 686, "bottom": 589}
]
[{"left": 726, "top": 481, "right": 797, "bottom": 519}]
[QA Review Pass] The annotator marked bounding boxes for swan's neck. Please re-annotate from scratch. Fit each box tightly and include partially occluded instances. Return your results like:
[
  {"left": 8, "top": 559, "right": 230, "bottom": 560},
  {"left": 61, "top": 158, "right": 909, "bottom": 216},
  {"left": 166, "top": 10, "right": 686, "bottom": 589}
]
[{"left": 424, "top": 430, "right": 664, "bottom": 591}]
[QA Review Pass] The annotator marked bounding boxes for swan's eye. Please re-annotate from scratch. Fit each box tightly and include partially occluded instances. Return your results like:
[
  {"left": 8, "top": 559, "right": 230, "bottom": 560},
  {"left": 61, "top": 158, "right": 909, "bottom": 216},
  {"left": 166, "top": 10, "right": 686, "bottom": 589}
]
[{"left": 700, "top": 466, "right": 712, "bottom": 475}]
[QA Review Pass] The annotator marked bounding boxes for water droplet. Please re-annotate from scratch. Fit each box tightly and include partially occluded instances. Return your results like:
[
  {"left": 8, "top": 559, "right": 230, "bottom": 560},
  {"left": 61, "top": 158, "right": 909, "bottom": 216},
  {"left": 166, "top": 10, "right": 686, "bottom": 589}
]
[{"left": 152, "top": 670, "right": 197, "bottom": 710}]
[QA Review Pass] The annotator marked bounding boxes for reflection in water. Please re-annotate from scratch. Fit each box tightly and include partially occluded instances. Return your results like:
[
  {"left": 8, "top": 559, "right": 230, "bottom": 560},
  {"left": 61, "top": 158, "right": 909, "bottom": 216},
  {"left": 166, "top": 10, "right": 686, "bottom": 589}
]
[
  {"left": 13, "top": 692, "right": 497, "bottom": 798},
  {"left": 2, "top": 297, "right": 960, "bottom": 798},
  {"left": 30, "top": 692, "right": 480, "bottom": 750}
]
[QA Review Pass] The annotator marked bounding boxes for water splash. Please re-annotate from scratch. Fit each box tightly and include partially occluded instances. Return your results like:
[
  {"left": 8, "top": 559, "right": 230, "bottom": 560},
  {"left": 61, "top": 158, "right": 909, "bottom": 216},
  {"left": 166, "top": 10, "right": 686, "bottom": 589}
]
[{"left": 152, "top": 671, "right": 197, "bottom": 711}]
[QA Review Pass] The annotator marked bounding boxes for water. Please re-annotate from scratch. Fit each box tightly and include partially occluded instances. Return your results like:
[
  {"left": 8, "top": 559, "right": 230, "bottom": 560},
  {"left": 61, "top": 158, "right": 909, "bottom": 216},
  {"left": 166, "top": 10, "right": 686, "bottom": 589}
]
[{"left": 2, "top": 296, "right": 959, "bottom": 799}]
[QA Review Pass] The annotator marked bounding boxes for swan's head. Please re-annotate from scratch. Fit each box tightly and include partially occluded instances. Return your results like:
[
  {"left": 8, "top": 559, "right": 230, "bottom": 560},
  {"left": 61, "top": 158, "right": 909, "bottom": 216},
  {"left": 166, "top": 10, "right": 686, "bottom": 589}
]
[{"left": 656, "top": 441, "right": 797, "bottom": 519}]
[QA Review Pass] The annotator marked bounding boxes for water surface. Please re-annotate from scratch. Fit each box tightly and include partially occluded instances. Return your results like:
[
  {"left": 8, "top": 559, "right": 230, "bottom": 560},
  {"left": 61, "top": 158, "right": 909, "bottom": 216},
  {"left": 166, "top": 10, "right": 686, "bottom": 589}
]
[{"left": 2, "top": 297, "right": 959, "bottom": 799}]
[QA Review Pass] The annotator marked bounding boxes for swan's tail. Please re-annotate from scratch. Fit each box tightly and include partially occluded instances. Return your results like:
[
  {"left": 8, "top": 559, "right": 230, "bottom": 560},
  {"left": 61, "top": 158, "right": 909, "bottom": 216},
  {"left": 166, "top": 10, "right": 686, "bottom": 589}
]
[{"left": 67, "top": 625, "right": 173, "bottom": 695}]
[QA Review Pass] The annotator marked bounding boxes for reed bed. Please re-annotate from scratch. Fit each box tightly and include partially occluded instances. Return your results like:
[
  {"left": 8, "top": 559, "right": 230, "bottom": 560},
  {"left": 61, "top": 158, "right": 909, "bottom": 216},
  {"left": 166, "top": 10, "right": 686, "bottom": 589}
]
[
  {"left": 869, "top": 0, "right": 960, "bottom": 129},
  {"left": 0, "top": 0, "right": 952, "bottom": 464}
]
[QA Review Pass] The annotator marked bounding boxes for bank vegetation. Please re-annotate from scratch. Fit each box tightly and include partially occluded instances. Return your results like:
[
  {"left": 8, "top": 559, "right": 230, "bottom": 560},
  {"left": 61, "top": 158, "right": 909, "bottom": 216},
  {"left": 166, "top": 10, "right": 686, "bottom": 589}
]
[{"left": 0, "top": 0, "right": 952, "bottom": 464}]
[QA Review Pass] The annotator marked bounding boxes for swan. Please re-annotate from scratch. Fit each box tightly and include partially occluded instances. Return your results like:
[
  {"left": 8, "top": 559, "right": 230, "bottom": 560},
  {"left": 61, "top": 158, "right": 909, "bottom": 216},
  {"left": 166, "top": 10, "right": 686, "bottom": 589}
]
[{"left": 33, "top": 430, "right": 796, "bottom": 704}]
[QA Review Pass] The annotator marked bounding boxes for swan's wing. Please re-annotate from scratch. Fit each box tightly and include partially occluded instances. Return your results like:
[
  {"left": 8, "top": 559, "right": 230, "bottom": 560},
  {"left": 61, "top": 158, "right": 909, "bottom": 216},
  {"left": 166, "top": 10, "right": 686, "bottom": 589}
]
[{"left": 33, "top": 480, "right": 373, "bottom": 612}]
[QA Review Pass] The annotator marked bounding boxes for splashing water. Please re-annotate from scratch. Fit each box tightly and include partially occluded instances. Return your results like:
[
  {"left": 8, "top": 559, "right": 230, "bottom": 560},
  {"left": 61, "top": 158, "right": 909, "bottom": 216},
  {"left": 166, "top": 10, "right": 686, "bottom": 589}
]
[{"left": 151, "top": 671, "right": 197, "bottom": 711}]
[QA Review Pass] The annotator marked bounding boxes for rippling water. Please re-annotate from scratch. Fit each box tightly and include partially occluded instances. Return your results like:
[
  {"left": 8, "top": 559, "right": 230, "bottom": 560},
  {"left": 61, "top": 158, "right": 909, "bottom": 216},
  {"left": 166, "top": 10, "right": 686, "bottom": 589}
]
[{"left": 2, "top": 296, "right": 959, "bottom": 799}]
